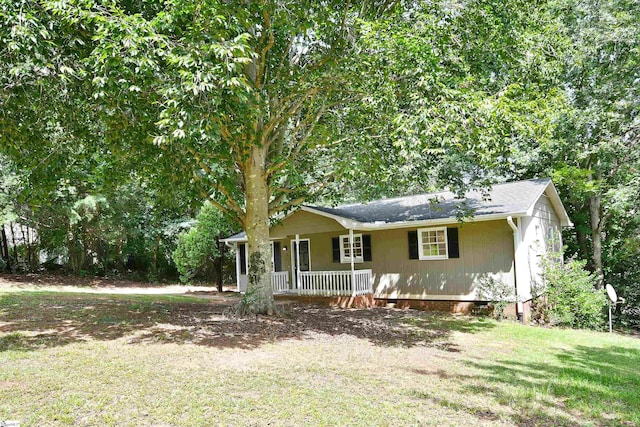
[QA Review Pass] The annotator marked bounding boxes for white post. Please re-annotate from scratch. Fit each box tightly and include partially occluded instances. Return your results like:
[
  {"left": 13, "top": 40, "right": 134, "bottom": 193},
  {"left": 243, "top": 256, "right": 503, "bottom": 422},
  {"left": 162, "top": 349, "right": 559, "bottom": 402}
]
[
  {"left": 349, "top": 229, "right": 356, "bottom": 297},
  {"left": 295, "top": 234, "right": 301, "bottom": 294},
  {"left": 245, "top": 244, "right": 249, "bottom": 278},
  {"left": 609, "top": 302, "right": 613, "bottom": 334},
  {"left": 235, "top": 244, "right": 241, "bottom": 292}
]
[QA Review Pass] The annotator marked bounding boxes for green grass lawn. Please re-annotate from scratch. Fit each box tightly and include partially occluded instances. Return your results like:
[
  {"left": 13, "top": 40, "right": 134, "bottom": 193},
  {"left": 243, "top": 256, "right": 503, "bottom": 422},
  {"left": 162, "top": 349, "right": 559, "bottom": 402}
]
[{"left": 1, "top": 291, "right": 639, "bottom": 426}]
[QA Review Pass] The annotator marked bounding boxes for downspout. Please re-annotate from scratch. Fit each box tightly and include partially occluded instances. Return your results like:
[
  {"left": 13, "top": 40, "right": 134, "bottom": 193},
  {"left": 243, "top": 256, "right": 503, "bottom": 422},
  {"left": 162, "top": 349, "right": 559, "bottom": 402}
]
[{"left": 507, "top": 216, "right": 523, "bottom": 323}]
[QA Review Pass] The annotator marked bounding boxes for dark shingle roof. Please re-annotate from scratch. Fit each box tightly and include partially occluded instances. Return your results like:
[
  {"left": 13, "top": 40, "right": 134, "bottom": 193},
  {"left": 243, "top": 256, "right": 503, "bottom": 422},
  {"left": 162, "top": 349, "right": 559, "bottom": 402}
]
[
  {"left": 306, "top": 178, "right": 552, "bottom": 224},
  {"left": 222, "top": 178, "right": 560, "bottom": 241}
]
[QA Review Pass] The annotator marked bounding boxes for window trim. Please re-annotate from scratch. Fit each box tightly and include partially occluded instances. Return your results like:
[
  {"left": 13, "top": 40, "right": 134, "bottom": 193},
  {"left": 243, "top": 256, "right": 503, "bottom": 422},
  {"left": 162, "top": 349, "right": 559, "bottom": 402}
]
[
  {"left": 339, "top": 233, "right": 364, "bottom": 264},
  {"left": 417, "top": 227, "right": 449, "bottom": 260}
]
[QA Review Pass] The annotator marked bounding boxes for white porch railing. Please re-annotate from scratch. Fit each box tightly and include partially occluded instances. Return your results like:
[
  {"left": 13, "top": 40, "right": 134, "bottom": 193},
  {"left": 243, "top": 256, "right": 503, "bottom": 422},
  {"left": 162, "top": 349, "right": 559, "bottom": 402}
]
[
  {"left": 297, "top": 269, "right": 373, "bottom": 296},
  {"left": 271, "top": 271, "right": 289, "bottom": 294}
]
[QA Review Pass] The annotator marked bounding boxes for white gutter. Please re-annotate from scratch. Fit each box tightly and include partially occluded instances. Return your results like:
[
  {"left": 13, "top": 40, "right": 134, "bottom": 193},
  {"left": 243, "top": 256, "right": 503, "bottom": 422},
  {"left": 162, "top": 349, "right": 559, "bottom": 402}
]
[
  {"left": 507, "top": 216, "right": 523, "bottom": 323},
  {"left": 357, "top": 212, "right": 528, "bottom": 231},
  {"left": 303, "top": 205, "right": 529, "bottom": 232}
]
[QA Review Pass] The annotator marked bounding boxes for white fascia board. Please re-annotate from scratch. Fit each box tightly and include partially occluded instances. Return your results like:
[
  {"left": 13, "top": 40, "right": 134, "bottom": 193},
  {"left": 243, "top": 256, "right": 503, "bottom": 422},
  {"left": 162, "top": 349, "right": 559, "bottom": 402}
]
[
  {"left": 221, "top": 236, "right": 288, "bottom": 244},
  {"left": 524, "top": 181, "right": 573, "bottom": 227},
  {"left": 546, "top": 182, "right": 573, "bottom": 227},
  {"left": 220, "top": 237, "right": 246, "bottom": 244},
  {"left": 356, "top": 212, "right": 528, "bottom": 231},
  {"left": 300, "top": 206, "right": 361, "bottom": 229}
]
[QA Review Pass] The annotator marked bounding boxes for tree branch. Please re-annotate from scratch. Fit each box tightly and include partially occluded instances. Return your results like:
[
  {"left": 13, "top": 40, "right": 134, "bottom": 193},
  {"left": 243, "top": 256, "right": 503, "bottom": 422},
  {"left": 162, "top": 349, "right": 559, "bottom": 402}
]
[
  {"left": 256, "top": 8, "right": 275, "bottom": 90},
  {"left": 187, "top": 147, "right": 245, "bottom": 218}
]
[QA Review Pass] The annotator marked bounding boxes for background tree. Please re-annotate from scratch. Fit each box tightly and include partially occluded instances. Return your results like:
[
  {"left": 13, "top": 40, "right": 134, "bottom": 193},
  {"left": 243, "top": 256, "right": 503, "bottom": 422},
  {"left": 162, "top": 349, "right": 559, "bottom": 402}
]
[
  {"left": 173, "top": 203, "right": 235, "bottom": 291},
  {"left": 508, "top": 0, "right": 640, "bottom": 288}
]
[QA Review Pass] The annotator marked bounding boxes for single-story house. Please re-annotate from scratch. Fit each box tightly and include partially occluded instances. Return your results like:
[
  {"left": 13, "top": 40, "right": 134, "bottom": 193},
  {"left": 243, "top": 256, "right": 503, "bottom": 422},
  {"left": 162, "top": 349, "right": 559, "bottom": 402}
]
[{"left": 222, "top": 178, "right": 572, "bottom": 316}]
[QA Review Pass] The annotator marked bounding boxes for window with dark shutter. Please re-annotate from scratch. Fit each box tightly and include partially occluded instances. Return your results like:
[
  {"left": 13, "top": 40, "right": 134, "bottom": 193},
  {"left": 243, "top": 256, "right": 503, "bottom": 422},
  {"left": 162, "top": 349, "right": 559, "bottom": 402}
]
[
  {"left": 408, "top": 231, "right": 419, "bottom": 259},
  {"left": 239, "top": 243, "right": 247, "bottom": 274},
  {"left": 332, "top": 237, "right": 340, "bottom": 262},
  {"left": 363, "top": 234, "right": 372, "bottom": 261},
  {"left": 447, "top": 227, "right": 460, "bottom": 258},
  {"left": 273, "top": 242, "right": 282, "bottom": 271}
]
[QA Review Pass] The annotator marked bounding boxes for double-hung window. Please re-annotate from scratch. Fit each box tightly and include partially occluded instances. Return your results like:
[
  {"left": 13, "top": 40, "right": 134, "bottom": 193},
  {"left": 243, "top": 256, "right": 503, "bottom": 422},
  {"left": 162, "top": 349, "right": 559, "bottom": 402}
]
[
  {"left": 339, "top": 234, "right": 363, "bottom": 263},
  {"left": 417, "top": 227, "right": 448, "bottom": 260}
]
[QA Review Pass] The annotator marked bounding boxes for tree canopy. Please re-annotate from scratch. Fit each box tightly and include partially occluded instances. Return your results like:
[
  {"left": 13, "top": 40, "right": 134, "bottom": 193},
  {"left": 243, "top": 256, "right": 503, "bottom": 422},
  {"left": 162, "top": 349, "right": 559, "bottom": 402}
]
[{"left": 2, "top": 0, "right": 639, "bottom": 321}]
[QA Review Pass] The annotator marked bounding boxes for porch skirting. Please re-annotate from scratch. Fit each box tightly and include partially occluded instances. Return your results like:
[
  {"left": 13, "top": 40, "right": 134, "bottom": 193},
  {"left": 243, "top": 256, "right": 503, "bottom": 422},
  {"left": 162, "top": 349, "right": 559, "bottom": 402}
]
[{"left": 274, "top": 294, "right": 375, "bottom": 309}]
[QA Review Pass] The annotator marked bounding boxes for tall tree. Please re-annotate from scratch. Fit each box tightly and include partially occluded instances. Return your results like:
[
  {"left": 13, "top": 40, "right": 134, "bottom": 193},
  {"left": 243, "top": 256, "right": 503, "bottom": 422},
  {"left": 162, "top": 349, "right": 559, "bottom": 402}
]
[{"left": 2, "top": 0, "right": 561, "bottom": 312}]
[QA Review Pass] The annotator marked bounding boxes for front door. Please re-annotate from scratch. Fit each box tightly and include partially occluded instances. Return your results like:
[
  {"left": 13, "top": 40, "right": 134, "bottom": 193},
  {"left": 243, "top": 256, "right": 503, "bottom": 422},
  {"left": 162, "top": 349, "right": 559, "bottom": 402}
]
[{"left": 291, "top": 239, "right": 310, "bottom": 288}]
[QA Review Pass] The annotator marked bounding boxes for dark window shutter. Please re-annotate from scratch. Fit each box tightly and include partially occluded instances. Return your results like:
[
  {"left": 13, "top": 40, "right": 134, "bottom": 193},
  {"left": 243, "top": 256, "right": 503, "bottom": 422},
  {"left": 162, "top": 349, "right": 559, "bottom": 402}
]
[
  {"left": 363, "top": 234, "right": 372, "bottom": 261},
  {"left": 447, "top": 227, "right": 460, "bottom": 259},
  {"left": 239, "top": 243, "right": 247, "bottom": 274},
  {"left": 273, "top": 242, "right": 282, "bottom": 272},
  {"left": 332, "top": 237, "right": 340, "bottom": 262},
  {"left": 408, "top": 231, "right": 419, "bottom": 259}
]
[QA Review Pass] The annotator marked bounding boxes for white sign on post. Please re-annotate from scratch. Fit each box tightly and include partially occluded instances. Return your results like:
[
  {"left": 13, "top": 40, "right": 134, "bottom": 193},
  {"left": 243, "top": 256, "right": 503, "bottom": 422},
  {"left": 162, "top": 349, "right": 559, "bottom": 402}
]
[
  {"left": 605, "top": 284, "right": 618, "bottom": 334},
  {"left": 606, "top": 284, "right": 618, "bottom": 304}
]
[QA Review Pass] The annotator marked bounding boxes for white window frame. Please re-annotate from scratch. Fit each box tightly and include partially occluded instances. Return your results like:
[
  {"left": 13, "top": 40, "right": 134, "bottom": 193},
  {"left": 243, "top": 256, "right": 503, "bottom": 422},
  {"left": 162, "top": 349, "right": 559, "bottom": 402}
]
[
  {"left": 417, "top": 227, "right": 449, "bottom": 260},
  {"left": 339, "top": 233, "right": 364, "bottom": 264}
]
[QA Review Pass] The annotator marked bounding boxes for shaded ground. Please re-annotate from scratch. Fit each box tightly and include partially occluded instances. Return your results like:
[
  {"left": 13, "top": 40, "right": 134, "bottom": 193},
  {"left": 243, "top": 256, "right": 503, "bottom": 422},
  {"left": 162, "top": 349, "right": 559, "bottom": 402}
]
[{"left": 0, "top": 292, "right": 485, "bottom": 351}]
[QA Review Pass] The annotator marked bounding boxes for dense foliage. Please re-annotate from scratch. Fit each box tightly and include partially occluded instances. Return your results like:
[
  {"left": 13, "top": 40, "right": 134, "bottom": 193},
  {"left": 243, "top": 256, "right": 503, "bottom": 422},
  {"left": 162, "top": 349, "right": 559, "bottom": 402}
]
[
  {"left": 534, "top": 255, "right": 606, "bottom": 330},
  {"left": 0, "top": 155, "right": 192, "bottom": 280}
]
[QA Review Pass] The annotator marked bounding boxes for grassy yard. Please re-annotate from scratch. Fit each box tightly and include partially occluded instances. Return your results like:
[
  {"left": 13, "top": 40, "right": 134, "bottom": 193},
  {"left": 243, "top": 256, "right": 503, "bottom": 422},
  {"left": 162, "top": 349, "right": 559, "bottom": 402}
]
[{"left": 1, "top": 291, "right": 639, "bottom": 426}]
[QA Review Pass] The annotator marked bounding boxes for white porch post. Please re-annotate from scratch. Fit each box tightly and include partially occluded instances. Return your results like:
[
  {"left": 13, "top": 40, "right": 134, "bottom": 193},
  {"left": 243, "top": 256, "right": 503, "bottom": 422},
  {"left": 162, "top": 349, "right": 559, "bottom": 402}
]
[
  {"left": 235, "top": 244, "right": 241, "bottom": 291},
  {"left": 349, "top": 229, "right": 356, "bottom": 297},
  {"left": 295, "top": 234, "right": 301, "bottom": 294}
]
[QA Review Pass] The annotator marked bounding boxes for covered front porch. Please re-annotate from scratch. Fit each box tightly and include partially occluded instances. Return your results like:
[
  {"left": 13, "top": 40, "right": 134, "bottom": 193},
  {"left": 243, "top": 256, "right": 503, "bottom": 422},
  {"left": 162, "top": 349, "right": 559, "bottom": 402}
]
[{"left": 228, "top": 230, "right": 374, "bottom": 298}]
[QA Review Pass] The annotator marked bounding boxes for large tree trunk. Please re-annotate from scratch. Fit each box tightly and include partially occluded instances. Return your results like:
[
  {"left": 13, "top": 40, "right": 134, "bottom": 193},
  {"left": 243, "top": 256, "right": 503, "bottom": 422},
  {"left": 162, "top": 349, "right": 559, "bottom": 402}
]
[
  {"left": 575, "top": 225, "right": 590, "bottom": 267},
  {"left": 9, "top": 222, "right": 18, "bottom": 271},
  {"left": 1, "top": 226, "right": 10, "bottom": 271},
  {"left": 215, "top": 233, "right": 225, "bottom": 293},
  {"left": 242, "top": 144, "right": 275, "bottom": 315},
  {"left": 589, "top": 193, "right": 604, "bottom": 288},
  {"left": 153, "top": 233, "right": 161, "bottom": 278}
]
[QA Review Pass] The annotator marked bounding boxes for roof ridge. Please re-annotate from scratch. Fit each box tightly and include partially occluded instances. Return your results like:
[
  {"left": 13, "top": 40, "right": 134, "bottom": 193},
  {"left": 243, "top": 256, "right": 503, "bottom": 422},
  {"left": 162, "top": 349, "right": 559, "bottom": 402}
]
[
  {"left": 312, "top": 177, "right": 551, "bottom": 210},
  {"left": 330, "top": 189, "right": 452, "bottom": 209}
]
